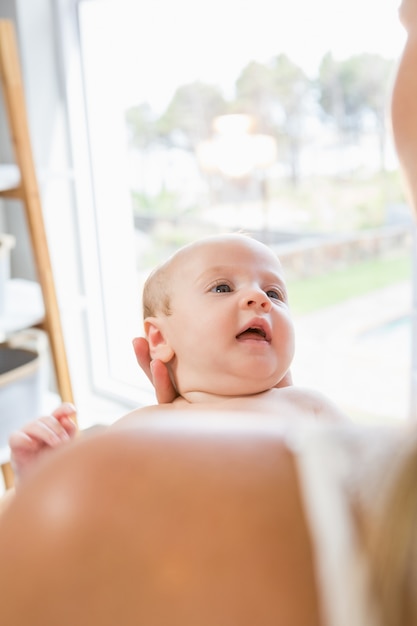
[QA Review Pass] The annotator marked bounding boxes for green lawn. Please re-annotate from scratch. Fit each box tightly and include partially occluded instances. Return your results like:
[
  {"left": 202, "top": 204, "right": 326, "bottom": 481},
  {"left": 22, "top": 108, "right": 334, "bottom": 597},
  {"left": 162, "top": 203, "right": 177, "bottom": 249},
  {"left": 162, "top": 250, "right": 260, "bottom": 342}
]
[{"left": 287, "top": 252, "right": 412, "bottom": 315}]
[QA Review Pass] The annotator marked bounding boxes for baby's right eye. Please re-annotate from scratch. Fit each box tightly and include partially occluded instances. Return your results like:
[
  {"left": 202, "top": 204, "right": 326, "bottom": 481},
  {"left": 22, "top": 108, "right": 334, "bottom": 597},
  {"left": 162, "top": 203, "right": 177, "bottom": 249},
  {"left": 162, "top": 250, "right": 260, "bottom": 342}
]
[{"left": 211, "top": 283, "right": 232, "bottom": 293}]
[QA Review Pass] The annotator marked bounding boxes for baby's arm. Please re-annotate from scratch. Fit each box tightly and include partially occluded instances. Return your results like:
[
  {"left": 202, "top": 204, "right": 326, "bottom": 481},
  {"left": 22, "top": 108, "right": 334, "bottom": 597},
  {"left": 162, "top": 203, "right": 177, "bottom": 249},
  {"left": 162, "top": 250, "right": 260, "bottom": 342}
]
[{"left": 8, "top": 403, "right": 78, "bottom": 482}]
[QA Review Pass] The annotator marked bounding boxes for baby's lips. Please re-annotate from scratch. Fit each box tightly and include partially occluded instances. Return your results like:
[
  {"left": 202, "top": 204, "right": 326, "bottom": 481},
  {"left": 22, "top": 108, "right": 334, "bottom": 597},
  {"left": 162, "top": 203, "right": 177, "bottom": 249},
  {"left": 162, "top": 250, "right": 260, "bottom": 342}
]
[{"left": 236, "top": 318, "right": 271, "bottom": 342}]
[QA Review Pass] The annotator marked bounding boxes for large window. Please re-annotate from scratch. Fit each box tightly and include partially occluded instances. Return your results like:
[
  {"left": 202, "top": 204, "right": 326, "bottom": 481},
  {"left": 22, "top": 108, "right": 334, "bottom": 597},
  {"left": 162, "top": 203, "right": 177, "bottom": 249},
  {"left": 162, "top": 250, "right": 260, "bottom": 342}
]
[{"left": 65, "top": 0, "right": 412, "bottom": 421}]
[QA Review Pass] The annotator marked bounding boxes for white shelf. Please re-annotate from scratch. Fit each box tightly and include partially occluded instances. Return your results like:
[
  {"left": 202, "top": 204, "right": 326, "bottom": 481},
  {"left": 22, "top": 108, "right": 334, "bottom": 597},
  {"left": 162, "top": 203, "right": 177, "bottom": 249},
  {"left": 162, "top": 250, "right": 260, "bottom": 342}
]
[
  {"left": 0, "top": 164, "right": 20, "bottom": 192},
  {"left": 0, "top": 445, "right": 10, "bottom": 466},
  {"left": 0, "top": 279, "right": 44, "bottom": 340}
]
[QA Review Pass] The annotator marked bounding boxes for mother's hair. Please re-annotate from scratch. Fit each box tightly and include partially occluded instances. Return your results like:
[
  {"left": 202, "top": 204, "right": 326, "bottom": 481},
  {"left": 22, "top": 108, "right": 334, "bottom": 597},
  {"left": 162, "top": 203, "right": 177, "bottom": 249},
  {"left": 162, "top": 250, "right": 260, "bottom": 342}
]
[{"left": 0, "top": 414, "right": 321, "bottom": 626}]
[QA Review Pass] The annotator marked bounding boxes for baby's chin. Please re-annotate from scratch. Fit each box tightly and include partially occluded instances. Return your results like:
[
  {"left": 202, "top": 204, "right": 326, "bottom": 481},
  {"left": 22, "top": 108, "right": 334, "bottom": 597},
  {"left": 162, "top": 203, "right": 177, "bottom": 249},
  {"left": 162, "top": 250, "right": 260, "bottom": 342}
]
[
  {"left": 220, "top": 373, "right": 284, "bottom": 396},
  {"left": 222, "top": 378, "right": 276, "bottom": 396},
  {"left": 180, "top": 380, "right": 277, "bottom": 402}
]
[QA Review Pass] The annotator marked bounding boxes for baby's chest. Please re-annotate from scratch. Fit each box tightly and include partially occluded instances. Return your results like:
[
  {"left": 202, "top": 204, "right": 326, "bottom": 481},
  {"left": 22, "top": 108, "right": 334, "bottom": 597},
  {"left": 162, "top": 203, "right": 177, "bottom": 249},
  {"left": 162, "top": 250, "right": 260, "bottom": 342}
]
[{"left": 212, "top": 391, "right": 314, "bottom": 419}]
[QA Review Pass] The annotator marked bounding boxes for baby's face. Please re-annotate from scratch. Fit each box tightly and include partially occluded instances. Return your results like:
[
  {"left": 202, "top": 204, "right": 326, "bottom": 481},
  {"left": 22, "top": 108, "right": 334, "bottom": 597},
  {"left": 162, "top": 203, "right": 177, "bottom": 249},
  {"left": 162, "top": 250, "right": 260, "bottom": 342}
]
[{"left": 158, "top": 235, "right": 295, "bottom": 398}]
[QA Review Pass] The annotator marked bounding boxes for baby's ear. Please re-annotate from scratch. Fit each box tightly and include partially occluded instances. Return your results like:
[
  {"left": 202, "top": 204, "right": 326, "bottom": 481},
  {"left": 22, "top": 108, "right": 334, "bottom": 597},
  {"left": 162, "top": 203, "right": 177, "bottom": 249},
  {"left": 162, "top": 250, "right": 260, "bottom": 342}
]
[{"left": 144, "top": 317, "right": 175, "bottom": 363}]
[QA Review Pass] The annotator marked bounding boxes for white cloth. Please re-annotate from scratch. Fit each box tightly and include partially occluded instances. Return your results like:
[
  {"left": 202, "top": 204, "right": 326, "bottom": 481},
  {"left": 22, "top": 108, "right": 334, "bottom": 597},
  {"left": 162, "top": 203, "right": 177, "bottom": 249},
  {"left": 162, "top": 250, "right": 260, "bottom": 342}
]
[{"left": 287, "top": 425, "right": 380, "bottom": 626}]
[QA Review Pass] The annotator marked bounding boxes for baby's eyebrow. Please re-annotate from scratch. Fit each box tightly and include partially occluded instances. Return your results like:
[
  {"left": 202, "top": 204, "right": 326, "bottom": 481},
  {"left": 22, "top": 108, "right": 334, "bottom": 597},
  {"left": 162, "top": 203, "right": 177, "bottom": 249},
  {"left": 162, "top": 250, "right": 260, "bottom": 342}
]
[{"left": 195, "top": 266, "right": 231, "bottom": 281}]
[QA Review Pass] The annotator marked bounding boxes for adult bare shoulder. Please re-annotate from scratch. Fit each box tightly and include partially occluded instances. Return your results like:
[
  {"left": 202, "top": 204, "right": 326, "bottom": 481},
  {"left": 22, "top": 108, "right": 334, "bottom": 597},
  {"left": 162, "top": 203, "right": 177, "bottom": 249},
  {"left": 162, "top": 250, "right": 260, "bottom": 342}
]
[{"left": 398, "top": 0, "right": 417, "bottom": 30}]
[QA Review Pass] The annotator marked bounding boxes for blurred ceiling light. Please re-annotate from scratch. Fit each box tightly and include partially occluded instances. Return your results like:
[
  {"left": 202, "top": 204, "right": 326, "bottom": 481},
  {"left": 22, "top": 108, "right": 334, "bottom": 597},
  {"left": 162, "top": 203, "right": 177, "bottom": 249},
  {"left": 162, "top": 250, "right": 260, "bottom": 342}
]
[{"left": 197, "top": 114, "right": 277, "bottom": 179}]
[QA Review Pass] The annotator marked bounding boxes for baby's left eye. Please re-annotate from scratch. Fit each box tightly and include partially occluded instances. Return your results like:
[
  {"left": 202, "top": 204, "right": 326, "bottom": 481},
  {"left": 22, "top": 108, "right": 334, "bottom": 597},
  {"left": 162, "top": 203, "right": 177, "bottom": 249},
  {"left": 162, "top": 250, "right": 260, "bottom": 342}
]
[
  {"left": 212, "top": 284, "right": 232, "bottom": 293},
  {"left": 266, "top": 289, "right": 283, "bottom": 301}
]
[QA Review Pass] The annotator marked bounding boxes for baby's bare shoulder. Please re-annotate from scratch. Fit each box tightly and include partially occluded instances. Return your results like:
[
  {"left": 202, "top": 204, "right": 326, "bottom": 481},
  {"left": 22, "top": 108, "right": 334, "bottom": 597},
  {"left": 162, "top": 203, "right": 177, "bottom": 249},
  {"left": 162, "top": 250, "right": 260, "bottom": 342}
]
[
  {"left": 269, "top": 385, "right": 323, "bottom": 402},
  {"left": 111, "top": 403, "right": 171, "bottom": 429},
  {"left": 269, "top": 386, "right": 349, "bottom": 422}
]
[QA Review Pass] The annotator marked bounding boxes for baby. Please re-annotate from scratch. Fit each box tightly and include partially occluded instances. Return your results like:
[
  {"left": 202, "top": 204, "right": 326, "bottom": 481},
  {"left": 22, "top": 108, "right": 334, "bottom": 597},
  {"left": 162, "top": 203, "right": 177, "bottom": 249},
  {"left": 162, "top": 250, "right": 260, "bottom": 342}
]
[
  {"left": 130, "top": 233, "right": 345, "bottom": 418},
  {"left": 10, "top": 233, "right": 347, "bottom": 479}
]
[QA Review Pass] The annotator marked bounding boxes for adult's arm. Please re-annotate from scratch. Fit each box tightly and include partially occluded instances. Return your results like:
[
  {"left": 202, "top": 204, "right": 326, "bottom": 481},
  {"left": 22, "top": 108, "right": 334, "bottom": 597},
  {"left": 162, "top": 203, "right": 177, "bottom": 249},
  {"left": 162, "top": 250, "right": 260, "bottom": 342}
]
[
  {"left": 0, "top": 414, "right": 321, "bottom": 626},
  {"left": 391, "top": 0, "right": 417, "bottom": 215}
]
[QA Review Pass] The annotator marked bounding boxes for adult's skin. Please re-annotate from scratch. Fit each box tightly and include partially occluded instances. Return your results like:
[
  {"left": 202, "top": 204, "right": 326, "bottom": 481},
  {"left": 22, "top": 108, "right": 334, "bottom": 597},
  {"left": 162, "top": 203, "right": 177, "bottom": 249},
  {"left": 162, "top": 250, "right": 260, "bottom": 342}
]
[
  {"left": 391, "top": 0, "right": 417, "bottom": 212},
  {"left": 0, "top": 415, "right": 320, "bottom": 626},
  {"left": 133, "top": 337, "right": 179, "bottom": 403}
]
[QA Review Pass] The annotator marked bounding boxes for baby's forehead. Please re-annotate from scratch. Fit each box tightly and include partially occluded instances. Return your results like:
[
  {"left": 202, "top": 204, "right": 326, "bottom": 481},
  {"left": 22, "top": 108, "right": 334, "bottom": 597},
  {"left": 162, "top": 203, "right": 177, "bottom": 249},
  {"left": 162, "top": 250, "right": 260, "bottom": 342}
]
[
  {"left": 171, "top": 235, "right": 282, "bottom": 270},
  {"left": 166, "top": 235, "right": 285, "bottom": 288}
]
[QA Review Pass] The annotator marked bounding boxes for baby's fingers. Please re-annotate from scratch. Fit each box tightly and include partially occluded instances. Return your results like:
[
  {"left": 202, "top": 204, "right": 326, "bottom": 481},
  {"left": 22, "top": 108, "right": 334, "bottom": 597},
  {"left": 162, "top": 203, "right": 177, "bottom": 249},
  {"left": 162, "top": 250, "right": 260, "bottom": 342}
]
[
  {"left": 51, "top": 403, "right": 78, "bottom": 438},
  {"left": 51, "top": 402, "right": 77, "bottom": 423},
  {"left": 9, "top": 416, "right": 72, "bottom": 450},
  {"left": 59, "top": 416, "right": 78, "bottom": 438},
  {"left": 8, "top": 430, "right": 42, "bottom": 453}
]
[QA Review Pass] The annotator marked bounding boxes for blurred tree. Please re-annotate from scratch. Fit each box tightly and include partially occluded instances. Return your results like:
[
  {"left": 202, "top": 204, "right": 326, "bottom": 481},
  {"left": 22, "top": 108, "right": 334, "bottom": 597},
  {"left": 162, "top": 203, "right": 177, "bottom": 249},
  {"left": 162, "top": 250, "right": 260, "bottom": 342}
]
[
  {"left": 233, "top": 60, "right": 275, "bottom": 134},
  {"left": 125, "top": 52, "right": 396, "bottom": 186},
  {"left": 125, "top": 102, "right": 156, "bottom": 150},
  {"left": 269, "top": 54, "right": 313, "bottom": 184},
  {"left": 156, "top": 81, "right": 227, "bottom": 151},
  {"left": 235, "top": 54, "right": 313, "bottom": 184},
  {"left": 318, "top": 53, "right": 396, "bottom": 170}
]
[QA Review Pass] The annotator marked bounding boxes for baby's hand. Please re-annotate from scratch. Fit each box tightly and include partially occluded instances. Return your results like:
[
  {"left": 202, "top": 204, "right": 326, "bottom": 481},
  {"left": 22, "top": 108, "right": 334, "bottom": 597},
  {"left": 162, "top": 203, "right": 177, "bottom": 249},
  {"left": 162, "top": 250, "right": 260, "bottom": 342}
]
[{"left": 9, "top": 403, "right": 78, "bottom": 482}]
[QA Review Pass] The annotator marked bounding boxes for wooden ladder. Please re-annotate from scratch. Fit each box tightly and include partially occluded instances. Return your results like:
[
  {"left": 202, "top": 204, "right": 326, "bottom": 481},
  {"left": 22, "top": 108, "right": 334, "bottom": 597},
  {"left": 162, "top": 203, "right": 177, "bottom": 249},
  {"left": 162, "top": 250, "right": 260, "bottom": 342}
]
[{"left": 0, "top": 19, "right": 74, "bottom": 489}]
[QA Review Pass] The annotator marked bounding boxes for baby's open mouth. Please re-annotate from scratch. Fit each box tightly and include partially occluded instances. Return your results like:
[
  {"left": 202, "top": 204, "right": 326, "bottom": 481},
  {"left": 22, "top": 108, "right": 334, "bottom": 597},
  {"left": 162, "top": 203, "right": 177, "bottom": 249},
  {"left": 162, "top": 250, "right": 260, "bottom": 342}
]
[{"left": 236, "top": 327, "right": 268, "bottom": 340}]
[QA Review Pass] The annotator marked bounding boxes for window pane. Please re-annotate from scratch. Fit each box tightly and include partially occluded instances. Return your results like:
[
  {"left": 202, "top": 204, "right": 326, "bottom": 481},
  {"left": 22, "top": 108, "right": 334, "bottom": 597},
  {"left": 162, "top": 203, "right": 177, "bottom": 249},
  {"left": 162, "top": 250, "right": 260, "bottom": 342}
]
[{"left": 77, "top": 0, "right": 412, "bottom": 421}]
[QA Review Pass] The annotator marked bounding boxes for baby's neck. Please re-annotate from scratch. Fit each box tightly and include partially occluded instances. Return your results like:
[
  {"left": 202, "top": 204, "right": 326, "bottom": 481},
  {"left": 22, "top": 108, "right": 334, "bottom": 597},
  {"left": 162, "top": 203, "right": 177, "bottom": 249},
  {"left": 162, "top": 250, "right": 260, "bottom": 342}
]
[{"left": 173, "top": 389, "right": 270, "bottom": 405}]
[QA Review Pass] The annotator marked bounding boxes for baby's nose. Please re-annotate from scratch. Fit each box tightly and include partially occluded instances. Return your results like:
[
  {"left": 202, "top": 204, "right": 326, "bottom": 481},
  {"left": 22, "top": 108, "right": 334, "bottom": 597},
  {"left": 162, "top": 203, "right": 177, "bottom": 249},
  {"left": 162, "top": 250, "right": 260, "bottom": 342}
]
[{"left": 243, "top": 289, "right": 271, "bottom": 310}]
